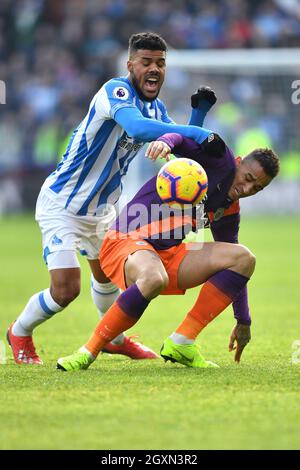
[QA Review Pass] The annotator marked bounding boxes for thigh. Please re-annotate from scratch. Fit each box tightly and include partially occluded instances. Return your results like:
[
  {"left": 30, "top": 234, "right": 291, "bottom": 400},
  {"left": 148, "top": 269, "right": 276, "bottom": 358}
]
[
  {"left": 177, "top": 241, "right": 242, "bottom": 290},
  {"left": 100, "top": 232, "right": 162, "bottom": 291},
  {"left": 88, "top": 258, "right": 111, "bottom": 283},
  {"left": 124, "top": 249, "right": 166, "bottom": 287}
]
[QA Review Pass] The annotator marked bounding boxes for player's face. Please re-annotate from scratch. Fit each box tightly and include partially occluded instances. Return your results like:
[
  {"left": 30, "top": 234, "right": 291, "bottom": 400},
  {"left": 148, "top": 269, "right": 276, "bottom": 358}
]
[
  {"left": 127, "top": 49, "right": 166, "bottom": 101},
  {"left": 228, "top": 158, "right": 272, "bottom": 201}
]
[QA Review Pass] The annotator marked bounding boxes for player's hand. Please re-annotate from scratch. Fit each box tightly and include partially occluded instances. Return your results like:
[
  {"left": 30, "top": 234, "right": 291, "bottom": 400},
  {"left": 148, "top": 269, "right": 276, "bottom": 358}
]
[
  {"left": 191, "top": 86, "right": 217, "bottom": 110},
  {"left": 228, "top": 323, "right": 251, "bottom": 363},
  {"left": 146, "top": 140, "right": 171, "bottom": 161}
]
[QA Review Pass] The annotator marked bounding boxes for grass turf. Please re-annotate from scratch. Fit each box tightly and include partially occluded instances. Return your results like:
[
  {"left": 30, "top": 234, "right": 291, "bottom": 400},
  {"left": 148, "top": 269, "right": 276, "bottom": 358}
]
[{"left": 0, "top": 215, "right": 299, "bottom": 450}]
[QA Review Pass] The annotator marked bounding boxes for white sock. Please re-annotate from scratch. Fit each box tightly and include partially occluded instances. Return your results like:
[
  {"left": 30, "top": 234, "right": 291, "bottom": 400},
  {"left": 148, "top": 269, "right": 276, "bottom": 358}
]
[
  {"left": 170, "top": 332, "right": 194, "bottom": 345},
  {"left": 79, "top": 346, "right": 96, "bottom": 360},
  {"left": 90, "top": 275, "right": 124, "bottom": 345},
  {"left": 12, "top": 289, "right": 64, "bottom": 336}
]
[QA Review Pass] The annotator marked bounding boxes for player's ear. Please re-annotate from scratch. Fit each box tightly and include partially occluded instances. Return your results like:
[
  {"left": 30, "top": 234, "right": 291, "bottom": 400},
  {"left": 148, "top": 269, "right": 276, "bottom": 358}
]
[{"left": 127, "top": 60, "right": 133, "bottom": 73}]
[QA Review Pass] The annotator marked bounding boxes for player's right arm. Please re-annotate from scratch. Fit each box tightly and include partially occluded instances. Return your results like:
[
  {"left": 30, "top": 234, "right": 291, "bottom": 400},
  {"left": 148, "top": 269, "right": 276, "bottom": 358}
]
[
  {"left": 115, "top": 106, "right": 213, "bottom": 145},
  {"left": 100, "top": 78, "right": 214, "bottom": 146}
]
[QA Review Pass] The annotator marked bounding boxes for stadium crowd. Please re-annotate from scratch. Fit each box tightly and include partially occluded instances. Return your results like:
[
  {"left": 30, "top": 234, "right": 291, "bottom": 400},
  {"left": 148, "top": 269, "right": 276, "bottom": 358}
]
[{"left": 0, "top": 0, "right": 299, "bottom": 211}]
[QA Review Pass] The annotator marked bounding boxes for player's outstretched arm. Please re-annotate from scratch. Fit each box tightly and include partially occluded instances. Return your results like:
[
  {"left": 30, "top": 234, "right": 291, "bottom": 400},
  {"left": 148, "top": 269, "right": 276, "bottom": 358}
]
[
  {"left": 228, "top": 323, "right": 251, "bottom": 363},
  {"left": 146, "top": 140, "right": 172, "bottom": 161},
  {"left": 189, "top": 86, "right": 217, "bottom": 127},
  {"left": 114, "top": 106, "right": 213, "bottom": 145},
  {"left": 210, "top": 216, "right": 253, "bottom": 360},
  {"left": 146, "top": 132, "right": 199, "bottom": 161}
]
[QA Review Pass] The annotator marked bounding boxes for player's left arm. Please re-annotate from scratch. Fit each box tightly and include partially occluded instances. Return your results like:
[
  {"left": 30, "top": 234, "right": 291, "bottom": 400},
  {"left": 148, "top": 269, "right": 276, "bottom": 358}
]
[
  {"left": 145, "top": 87, "right": 218, "bottom": 160},
  {"left": 188, "top": 86, "right": 217, "bottom": 127},
  {"left": 157, "top": 86, "right": 217, "bottom": 127},
  {"left": 146, "top": 132, "right": 200, "bottom": 161},
  {"left": 210, "top": 210, "right": 251, "bottom": 362},
  {"left": 158, "top": 86, "right": 217, "bottom": 127},
  {"left": 146, "top": 130, "right": 226, "bottom": 162}
]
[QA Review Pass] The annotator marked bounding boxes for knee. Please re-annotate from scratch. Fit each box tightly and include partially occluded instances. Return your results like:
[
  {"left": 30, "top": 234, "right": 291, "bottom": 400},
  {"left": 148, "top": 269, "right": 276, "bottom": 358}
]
[
  {"left": 152, "top": 271, "right": 169, "bottom": 293},
  {"left": 237, "top": 245, "right": 256, "bottom": 276},
  {"left": 140, "top": 270, "right": 169, "bottom": 298},
  {"left": 248, "top": 250, "right": 256, "bottom": 273},
  {"left": 51, "top": 282, "right": 81, "bottom": 307},
  {"left": 243, "top": 246, "right": 256, "bottom": 272}
]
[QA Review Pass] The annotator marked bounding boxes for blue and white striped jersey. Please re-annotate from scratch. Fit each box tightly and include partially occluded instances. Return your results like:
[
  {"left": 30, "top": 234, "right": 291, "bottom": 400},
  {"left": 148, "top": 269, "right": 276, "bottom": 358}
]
[{"left": 41, "top": 77, "right": 172, "bottom": 216}]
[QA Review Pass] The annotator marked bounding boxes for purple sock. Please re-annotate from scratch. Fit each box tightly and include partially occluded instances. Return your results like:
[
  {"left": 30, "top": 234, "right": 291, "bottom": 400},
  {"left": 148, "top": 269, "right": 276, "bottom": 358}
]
[
  {"left": 209, "top": 269, "right": 249, "bottom": 298},
  {"left": 117, "top": 284, "right": 149, "bottom": 319},
  {"left": 208, "top": 269, "right": 250, "bottom": 325}
]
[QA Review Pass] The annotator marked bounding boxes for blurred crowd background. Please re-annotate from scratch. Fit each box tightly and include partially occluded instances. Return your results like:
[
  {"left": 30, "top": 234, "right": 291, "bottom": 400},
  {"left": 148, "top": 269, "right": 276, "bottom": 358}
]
[{"left": 0, "top": 0, "right": 300, "bottom": 213}]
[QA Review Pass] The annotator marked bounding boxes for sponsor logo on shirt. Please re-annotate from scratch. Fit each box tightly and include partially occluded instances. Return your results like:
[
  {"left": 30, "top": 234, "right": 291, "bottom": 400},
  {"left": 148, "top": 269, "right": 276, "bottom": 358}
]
[{"left": 118, "top": 134, "right": 143, "bottom": 152}]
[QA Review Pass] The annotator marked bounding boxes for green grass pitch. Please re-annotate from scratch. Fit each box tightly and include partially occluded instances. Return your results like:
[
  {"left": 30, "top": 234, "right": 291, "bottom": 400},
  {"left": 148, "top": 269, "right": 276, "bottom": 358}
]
[{"left": 0, "top": 214, "right": 299, "bottom": 450}]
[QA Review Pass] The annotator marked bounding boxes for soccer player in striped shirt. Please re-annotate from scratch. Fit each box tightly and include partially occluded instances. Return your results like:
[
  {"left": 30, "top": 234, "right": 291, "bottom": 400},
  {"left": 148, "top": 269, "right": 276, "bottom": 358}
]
[
  {"left": 7, "top": 32, "right": 214, "bottom": 365},
  {"left": 56, "top": 133, "right": 279, "bottom": 371}
]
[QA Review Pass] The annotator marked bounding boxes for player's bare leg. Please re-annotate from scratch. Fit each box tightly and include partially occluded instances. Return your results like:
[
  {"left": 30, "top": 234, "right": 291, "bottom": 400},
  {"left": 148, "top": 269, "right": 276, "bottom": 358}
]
[
  {"left": 161, "top": 241, "right": 255, "bottom": 367},
  {"left": 88, "top": 257, "right": 159, "bottom": 359},
  {"left": 124, "top": 250, "right": 169, "bottom": 298},
  {"left": 8, "top": 264, "right": 81, "bottom": 365},
  {"left": 177, "top": 242, "right": 255, "bottom": 289},
  {"left": 50, "top": 268, "right": 81, "bottom": 306}
]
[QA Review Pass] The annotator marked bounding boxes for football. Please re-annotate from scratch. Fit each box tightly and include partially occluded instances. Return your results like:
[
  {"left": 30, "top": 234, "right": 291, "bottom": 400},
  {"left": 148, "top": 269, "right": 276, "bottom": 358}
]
[{"left": 156, "top": 158, "right": 208, "bottom": 208}]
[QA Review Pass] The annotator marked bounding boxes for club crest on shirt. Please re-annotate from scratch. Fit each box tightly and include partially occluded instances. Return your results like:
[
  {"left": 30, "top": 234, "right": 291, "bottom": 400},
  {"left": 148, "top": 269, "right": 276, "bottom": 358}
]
[
  {"left": 113, "top": 87, "right": 129, "bottom": 100},
  {"left": 212, "top": 208, "right": 225, "bottom": 221}
]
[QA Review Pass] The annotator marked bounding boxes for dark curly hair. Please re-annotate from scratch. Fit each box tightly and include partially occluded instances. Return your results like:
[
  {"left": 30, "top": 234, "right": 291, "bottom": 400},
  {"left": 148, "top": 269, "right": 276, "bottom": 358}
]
[
  {"left": 244, "top": 148, "right": 280, "bottom": 179},
  {"left": 128, "top": 32, "right": 167, "bottom": 58}
]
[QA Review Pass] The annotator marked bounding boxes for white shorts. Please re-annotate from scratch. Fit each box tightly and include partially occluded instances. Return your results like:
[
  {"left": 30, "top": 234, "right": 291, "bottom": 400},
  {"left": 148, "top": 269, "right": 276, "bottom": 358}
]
[{"left": 35, "top": 190, "right": 116, "bottom": 271}]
